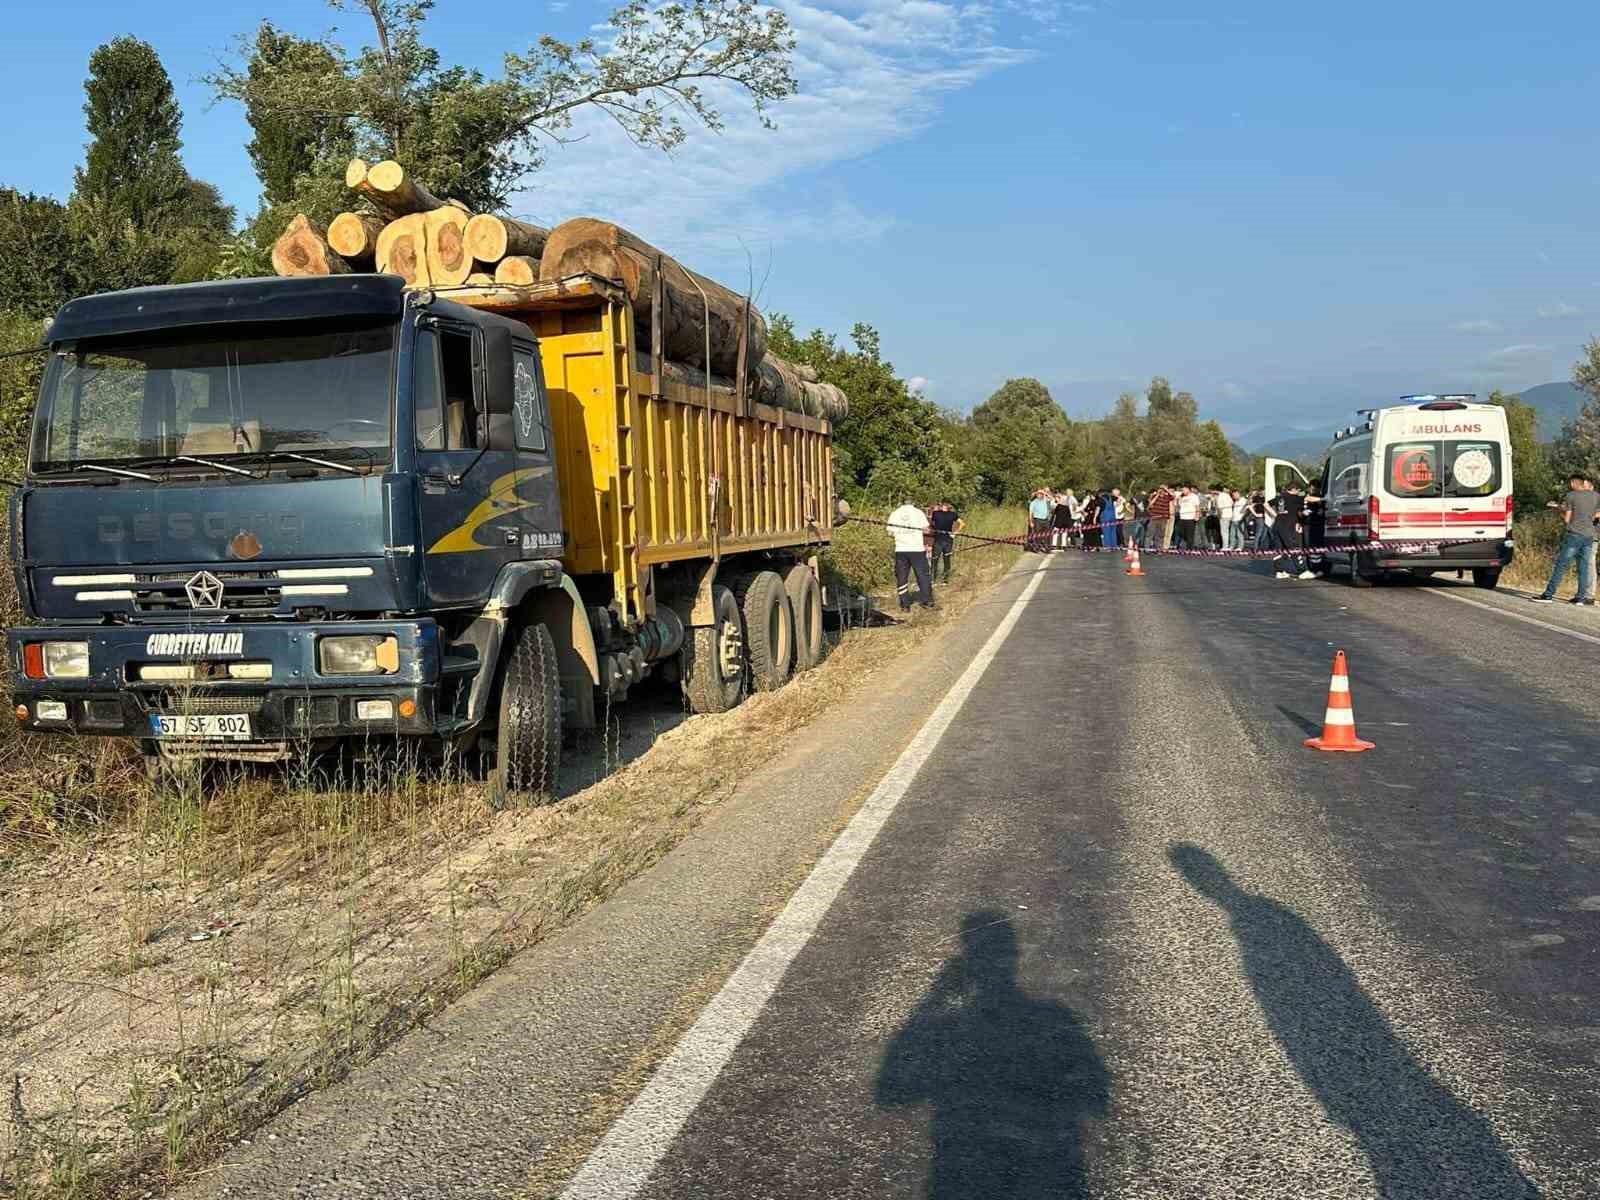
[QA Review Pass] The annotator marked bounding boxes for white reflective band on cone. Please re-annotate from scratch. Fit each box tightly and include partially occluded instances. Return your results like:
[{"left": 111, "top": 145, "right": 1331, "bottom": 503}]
[
  {"left": 1322, "top": 707, "right": 1355, "bottom": 726},
  {"left": 1329, "top": 675, "right": 1350, "bottom": 693}
]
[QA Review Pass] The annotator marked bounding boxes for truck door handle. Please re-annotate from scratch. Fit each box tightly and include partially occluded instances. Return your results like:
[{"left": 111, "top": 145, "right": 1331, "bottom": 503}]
[{"left": 423, "top": 474, "right": 453, "bottom": 494}]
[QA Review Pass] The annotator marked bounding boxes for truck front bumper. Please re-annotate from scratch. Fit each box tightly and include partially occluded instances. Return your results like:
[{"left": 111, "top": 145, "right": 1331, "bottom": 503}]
[{"left": 8, "top": 620, "right": 454, "bottom": 742}]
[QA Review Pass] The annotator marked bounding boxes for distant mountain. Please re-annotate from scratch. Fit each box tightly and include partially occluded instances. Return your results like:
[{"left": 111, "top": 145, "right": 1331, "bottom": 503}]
[{"left": 1515, "top": 381, "right": 1588, "bottom": 441}]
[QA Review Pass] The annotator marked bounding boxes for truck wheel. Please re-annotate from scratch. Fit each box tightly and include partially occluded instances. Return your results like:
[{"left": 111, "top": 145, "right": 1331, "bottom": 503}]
[
  {"left": 683, "top": 585, "right": 746, "bottom": 714},
  {"left": 785, "top": 564, "right": 825, "bottom": 670},
  {"left": 737, "top": 570, "right": 794, "bottom": 692},
  {"left": 487, "top": 620, "right": 562, "bottom": 809},
  {"left": 1472, "top": 567, "right": 1502, "bottom": 590}
]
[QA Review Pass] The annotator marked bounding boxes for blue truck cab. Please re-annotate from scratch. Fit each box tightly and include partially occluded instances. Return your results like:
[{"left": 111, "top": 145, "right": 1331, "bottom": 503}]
[{"left": 7, "top": 275, "right": 578, "bottom": 799}]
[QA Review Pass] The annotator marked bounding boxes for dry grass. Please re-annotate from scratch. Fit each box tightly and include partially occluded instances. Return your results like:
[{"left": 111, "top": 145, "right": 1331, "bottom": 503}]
[
  {"left": 1502, "top": 512, "right": 1573, "bottom": 595},
  {"left": 0, "top": 523, "right": 1021, "bottom": 1198}
]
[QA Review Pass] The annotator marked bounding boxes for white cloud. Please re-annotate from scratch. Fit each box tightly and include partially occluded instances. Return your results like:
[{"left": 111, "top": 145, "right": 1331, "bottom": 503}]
[
  {"left": 1220, "top": 380, "right": 1244, "bottom": 398},
  {"left": 1453, "top": 318, "right": 1500, "bottom": 334},
  {"left": 516, "top": 0, "right": 1049, "bottom": 279},
  {"left": 907, "top": 375, "right": 930, "bottom": 394},
  {"left": 1537, "top": 301, "right": 1580, "bottom": 320},
  {"left": 1486, "top": 343, "right": 1545, "bottom": 361}
]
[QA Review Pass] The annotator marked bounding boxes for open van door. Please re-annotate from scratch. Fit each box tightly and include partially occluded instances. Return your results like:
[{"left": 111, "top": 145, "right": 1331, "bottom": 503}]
[{"left": 1262, "top": 458, "right": 1311, "bottom": 502}]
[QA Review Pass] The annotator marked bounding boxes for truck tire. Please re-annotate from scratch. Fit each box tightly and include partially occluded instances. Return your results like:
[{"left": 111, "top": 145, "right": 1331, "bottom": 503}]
[
  {"left": 737, "top": 570, "right": 794, "bottom": 692},
  {"left": 785, "top": 564, "right": 825, "bottom": 670},
  {"left": 683, "top": 585, "right": 746, "bottom": 714},
  {"left": 487, "top": 620, "right": 562, "bottom": 809},
  {"left": 1472, "top": 567, "right": 1502, "bottom": 590}
]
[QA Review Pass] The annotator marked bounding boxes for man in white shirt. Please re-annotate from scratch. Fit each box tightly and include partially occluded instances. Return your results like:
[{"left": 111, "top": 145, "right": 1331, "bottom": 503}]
[
  {"left": 887, "top": 497, "right": 934, "bottom": 611},
  {"left": 1175, "top": 486, "right": 1201, "bottom": 549},
  {"left": 1213, "top": 486, "right": 1235, "bottom": 550}
]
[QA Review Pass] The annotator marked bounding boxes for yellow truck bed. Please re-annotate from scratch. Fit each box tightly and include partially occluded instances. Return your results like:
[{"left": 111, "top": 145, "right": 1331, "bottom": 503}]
[{"left": 448, "top": 275, "right": 834, "bottom": 625}]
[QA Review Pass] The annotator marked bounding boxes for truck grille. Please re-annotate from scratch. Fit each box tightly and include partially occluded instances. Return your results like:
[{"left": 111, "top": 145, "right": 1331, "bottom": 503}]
[
  {"left": 47, "top": 565, "right": 371, "bottom": 612},
  {"left": 152, "top": 691, "right": 269, "bottom": 716}
]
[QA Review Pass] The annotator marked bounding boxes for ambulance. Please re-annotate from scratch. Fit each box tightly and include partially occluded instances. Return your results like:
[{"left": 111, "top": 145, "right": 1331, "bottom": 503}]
[{"left": 1264, "top": 395, "right": 1515, "bottom": 588}]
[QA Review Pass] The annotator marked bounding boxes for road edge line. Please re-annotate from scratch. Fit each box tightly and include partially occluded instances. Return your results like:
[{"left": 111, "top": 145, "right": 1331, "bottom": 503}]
[
  {"left": 1428, "top": 586, "right": 1600, "bottom": 647},
  {"left": 559, "top": 555, "right": 1051, "bottom": 1199}
]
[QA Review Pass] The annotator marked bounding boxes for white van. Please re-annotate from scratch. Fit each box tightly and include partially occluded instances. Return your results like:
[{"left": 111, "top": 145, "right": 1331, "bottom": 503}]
[{"left": 1265, "top": 395, "right": 1515, "bottom": 588}]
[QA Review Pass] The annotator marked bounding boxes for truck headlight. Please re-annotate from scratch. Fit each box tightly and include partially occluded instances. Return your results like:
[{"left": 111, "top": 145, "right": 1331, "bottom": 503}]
[
  {"left": 24, "top": 641, "right": 90, "bottom": 680},
  {"left": 318, "top": 635, "right": 400, "bottom": 675}
]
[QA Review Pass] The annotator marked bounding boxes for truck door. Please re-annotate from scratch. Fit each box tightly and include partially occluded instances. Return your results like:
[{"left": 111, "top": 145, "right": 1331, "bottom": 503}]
[
  {"left": 509, "top": 338, "right": 563, "bottom": 559},
  {"left": 414, "top": 321, "right": 523, "bottom": 607}
]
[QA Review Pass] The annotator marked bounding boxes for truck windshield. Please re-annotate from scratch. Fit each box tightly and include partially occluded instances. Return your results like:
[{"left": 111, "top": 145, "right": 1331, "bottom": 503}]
[
  {"left": 31, "top": 320, "right": 396, "bottom": 472},
  {"left": 1384, "top": 439, "right": 1503, "bottom": 499}
]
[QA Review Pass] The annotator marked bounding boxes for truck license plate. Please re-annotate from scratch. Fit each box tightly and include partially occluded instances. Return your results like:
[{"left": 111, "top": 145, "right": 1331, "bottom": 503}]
[{"left": 148, "top": 714, "right": 252, "bottom": 740}]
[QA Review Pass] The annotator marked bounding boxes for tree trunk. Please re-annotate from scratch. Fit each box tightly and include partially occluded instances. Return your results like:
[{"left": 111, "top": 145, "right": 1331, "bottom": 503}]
[
  {"left": 375, "top": 212, "right": 427, "bottom": 284},
  {"left": 327, "top": 212, "right": 386, "bottom": 266},
  {"left": 465, "top": 214, "right": 548, "bottom": 263},
  {"left": 271, "top": 214, "right": 352, "bottom": 277},
  {"left": 540, "top": 218, "right": 767, "bottom": 377},
  {"left": 424, "top": 206, "right": 474, "bottom": 286},
  {"left": 755, "top": 354, "right": 848, "bottom": 422},
  {"left": 355, "top": 159, "right": 444, "bottom": 219},
  {"left": 493, "top": 256, "right": 540, "bottom": 286}
]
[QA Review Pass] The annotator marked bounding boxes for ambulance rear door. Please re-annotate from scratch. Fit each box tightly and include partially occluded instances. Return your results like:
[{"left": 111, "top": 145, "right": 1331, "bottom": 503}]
[
  {"left": 1326, "top": 433, "right": 1373, "bottom": 548},
  {"left": 1374, "top": 405, "right": 1512, "bottom": 543}
]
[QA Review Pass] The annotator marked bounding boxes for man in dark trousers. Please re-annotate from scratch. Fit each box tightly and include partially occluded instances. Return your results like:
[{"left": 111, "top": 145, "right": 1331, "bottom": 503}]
[
  {"left": 929, "top": 502, "right": 963, "bottom": 583},
  {"left": 887, "top": 496, "right": 935, "bottom": 611}
]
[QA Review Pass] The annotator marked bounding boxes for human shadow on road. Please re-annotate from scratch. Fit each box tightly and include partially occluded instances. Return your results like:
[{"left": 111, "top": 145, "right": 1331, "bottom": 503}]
[
  {"left": 1169, "top": 844, "right": 1540, "bottom": 1199},
  {"left": 875, "top": 912, "right": 1109, "bottom": 1199}
]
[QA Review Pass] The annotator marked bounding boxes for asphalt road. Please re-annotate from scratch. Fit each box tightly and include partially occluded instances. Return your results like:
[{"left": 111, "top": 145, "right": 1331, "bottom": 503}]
[
  {"left": 196, "top": 551, "right": 1600, "bottom": 1199},
  {"left": 574, "top": 551, "right": 1600, "bottom": 1200}
]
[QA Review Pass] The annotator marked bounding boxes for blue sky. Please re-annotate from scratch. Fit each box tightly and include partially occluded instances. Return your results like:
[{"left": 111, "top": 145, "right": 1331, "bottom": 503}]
[{"left": 4, "top": 0, "right": 1598, "bottom": 439}]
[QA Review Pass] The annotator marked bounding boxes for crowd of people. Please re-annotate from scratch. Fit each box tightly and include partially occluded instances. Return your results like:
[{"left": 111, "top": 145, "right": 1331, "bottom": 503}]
[{"left": 1025, "top": 483, "right": 1323, "bottom": 580}]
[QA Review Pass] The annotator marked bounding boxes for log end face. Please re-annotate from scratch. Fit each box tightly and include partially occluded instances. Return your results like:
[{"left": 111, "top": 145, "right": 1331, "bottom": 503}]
[
  {"left": 367, "top": 160, "right": 404, "bottom": 192},
  {"left": 464, "top": 214, "right": 508, "bottom": 264},
  {"left": 344, "top": 158, "right": 371, "bottom": 189}
]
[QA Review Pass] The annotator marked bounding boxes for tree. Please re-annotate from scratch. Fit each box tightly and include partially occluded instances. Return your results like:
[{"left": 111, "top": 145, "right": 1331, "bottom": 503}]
[
  {"left": 1575, "top": 337, "right": 1600, "bottom": 408},
  {"left": 242, "top": 25, "right": 355, "bottom": 205},
  {"left": 75, "top": 37, "right": 190, "bottom": 231},
  {"left": 1198, "top": 420, "right": 1240, "bottom": 488},
  {"left": 1556, "top": 344, "right": 1600, "bottom": 486},
  {"left": 968, "top": 378, "right": 1073, "bottom": 502},
  {"left": 769, "top": 317, "right": 972, "bottom": 507},
  {"left": 0, "top": 190, "right": 76, "bottom": 319},
  {"left": 210, "top": 0, "right": 798, "bottom": 214},
  {"left": 1488, "top": 390, "right": 1553, "bottom": 510}
]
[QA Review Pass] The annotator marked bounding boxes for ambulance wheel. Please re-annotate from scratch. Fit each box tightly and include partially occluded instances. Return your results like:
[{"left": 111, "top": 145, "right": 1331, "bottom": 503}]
[
  {"left": 683, "top": 585, "right": 746, "bottom": 714},
  {"left": 785, "top": 564, "right": 825, "bottom": 670},
  {"left": 487, "top": 620, "right": 562, "bottom": 809},
  {"left": 1472, "top": 567, "right": 1502, "bottom": 590},
  {"left": 736, "top": 570, "right": 794, "bottom": 692}
]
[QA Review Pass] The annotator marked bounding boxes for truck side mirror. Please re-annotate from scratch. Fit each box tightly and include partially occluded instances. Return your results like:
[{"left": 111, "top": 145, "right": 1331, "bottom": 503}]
[{"left": 480, "top": 322, "right": 516, "bottom": 451}]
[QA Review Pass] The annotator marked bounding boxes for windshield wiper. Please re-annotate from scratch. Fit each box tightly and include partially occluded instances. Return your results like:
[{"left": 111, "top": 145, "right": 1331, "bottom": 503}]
[
  {"left": 169, "top": 454, "right": 261, "bottom": 478},
  {"left": 69, "top": 463, "right": 160, "bottom": 481},
  {"left": 237, "top": 450, "right": 362, "bottom": 476}
]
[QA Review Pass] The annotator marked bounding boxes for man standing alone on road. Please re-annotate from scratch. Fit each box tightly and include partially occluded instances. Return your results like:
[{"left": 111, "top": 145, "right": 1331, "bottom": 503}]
[
  {"left": 888, "top": 496, "right": 935, "bottom": 611},
  {"left": 930, "top": 502, "right": 963, "bottom": 583},
  {"left": 1533, "top": 473, "right": 1599, "bottom": 605}
]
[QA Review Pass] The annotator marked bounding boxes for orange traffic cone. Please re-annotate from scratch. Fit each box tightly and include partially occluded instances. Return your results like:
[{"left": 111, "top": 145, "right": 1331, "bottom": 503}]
[
  {"left": 1125, "top": 546, "right": 1145, "bottom": 576},
  {"left": 1123, "top": 539, "right": 1135, "bottom": 561},
  {"left": 1304, "top": 651, "right": 1374, "bottom": 752}
]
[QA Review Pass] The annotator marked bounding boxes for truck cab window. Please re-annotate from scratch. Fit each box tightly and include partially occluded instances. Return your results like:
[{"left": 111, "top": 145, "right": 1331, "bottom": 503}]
[
  {"left": 415, "top": 327, "right": 480, "bottom": 451},
  {"left": 511, "top": 345, "right": 547, "bottom": 452}
]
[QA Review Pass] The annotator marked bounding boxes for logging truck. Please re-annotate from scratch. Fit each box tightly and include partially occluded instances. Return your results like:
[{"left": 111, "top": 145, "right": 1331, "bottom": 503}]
[{"left": 6, "top": 271, "right": 838, "bottom": 802}]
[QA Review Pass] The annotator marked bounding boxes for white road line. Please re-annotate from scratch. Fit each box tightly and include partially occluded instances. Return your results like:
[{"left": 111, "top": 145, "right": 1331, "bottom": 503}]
[
  {"left": 560, "top": 555, "right": 1052, "bottom": 1200},
  {"left": 1428, "top": 586, "right": 1600, "bottom": 647}
]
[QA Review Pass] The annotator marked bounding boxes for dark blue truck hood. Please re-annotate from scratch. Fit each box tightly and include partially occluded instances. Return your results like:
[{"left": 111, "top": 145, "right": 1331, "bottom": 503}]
[{"left": 20, "top": 475, "right": 413, "bottom": 620}]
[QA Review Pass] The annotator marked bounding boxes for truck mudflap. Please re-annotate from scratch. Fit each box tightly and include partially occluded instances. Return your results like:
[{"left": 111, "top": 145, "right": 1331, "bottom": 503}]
[{"left": 8, "top": 620, "right": 451, "bottom": 744}]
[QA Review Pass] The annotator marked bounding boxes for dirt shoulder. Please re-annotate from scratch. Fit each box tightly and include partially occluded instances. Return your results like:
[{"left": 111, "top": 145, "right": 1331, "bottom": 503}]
[{"left": 1, "top": 539, "right": 1023, "bottom": 1199}]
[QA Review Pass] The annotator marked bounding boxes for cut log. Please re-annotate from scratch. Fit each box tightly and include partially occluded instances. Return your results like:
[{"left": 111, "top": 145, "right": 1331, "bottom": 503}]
[
  {"left": 755, "top": 354, "right": 848, "bottom": 423},
  {"left": 423, "top": 206, "right": 474, "bottom": 286},
  {"left": 466, "top": 271, "right": 495, "bottom": 286},
  {"left": 344, "top": 158, "right": 371, "bottom": 192},
  {"left": 375, "top": 213, "right": 428, "bottom": 285},
  {"left": 271, "top": 214, "right": 352, "bottom": 278},
  {"left": 540, "top": 218, "right": 766, "bottom": 378},
  {"left": 465, "top": 214, "right": 549, "bottom": 264},
  {"left": 327, "top": 212, "right": 386, "bottom": 265},
  {"left": 356, "top": 159, "right": 445, "bottom": 219},
  {"left": 493, "top": 255, "right": 540, "bottom": 286}
]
